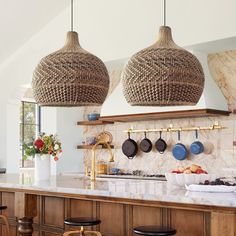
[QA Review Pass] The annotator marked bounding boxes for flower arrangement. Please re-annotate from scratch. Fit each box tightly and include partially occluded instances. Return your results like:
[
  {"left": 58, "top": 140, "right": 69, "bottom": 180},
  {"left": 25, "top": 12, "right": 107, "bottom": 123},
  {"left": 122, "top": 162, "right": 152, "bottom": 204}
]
[{"left": 23, "top": 134, "right": 62, "bottom": 161}]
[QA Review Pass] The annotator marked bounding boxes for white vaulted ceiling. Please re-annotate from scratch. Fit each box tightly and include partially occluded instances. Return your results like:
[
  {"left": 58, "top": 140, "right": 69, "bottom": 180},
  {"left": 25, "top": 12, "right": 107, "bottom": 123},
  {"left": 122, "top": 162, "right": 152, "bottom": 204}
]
[
  {"left": 0, "top": 0, "right": 69, "bottom": 64},
  {"left": 1, "top": 0, "right": 236, "bottom": 65}
]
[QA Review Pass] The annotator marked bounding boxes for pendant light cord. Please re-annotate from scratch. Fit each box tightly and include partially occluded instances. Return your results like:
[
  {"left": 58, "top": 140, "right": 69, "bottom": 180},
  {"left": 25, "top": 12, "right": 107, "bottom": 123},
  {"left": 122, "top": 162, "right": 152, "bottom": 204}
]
[
  {"left": 71, "top": 0, "right": 74, "bottom": 31},
  {"left": 164, "top": 0, "right": 166, "bottom": 26}
]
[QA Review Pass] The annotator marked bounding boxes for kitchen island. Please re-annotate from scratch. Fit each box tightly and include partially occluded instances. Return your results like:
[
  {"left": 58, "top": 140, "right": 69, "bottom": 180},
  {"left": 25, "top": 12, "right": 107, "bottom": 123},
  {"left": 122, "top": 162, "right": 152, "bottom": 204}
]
[{"left": 0, "top": 174, "right": 235, "bottom": 236}]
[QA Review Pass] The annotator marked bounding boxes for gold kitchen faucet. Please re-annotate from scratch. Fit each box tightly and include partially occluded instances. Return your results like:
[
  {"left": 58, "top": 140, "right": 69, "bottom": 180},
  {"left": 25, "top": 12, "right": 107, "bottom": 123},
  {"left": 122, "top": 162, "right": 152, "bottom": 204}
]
[{"left": 91, "top": 141, "right": 114, "bottom": 182}]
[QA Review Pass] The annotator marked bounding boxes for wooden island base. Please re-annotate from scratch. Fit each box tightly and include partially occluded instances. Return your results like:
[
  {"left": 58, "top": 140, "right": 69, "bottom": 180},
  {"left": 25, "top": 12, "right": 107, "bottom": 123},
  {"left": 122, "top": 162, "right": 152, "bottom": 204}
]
[{"left": 0, "top": 189, "right": 235, "bottom": 236}]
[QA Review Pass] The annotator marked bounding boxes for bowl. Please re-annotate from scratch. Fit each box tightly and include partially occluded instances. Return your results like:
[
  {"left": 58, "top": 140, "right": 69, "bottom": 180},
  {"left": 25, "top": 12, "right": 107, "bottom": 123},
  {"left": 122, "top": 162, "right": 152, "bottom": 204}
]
[
  {"left": 87, "top": 113, "right": 100, "bottom": 121},
  {"left": 111, "top": 168, "right": 120, "bottom": 174},
  {"left": 165, "top": 173, "right": 217, "bottom": 187},
  {"left": 86, "top": 137, "right": 97, "bottom": 145}
]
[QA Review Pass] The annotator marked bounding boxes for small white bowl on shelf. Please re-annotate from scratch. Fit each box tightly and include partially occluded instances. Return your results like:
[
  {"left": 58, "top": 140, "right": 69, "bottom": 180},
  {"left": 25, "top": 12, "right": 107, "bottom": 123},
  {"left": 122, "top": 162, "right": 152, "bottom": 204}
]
[{"left": 165, "top": 173, "right": 217, "bottom": 187}]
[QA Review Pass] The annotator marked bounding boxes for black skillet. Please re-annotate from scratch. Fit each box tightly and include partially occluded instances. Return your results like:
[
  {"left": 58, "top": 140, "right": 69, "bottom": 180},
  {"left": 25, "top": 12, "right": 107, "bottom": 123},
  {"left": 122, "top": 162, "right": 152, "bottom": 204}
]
[
  {"left": 155, "top": 131, "right": 167, "bottom": 154},
  {"left": 122, "top": 132, "right": 138, "bottom": 159},
  {"left": 140, "top": 132, "right": 152, "bottom": 153}
]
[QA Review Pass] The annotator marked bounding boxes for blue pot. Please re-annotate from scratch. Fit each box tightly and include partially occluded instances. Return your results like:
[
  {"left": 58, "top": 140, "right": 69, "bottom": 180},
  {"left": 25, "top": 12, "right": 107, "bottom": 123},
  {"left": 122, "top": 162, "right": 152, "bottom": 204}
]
[
  {"left": 172, "top": 143, "right": 187, "bottom": 160},
  {"left": 87, "top": 113, "right": 100, "bottom": 121},
  {"left": 190, "top": 141, "right": 204, "bottom": 155}
]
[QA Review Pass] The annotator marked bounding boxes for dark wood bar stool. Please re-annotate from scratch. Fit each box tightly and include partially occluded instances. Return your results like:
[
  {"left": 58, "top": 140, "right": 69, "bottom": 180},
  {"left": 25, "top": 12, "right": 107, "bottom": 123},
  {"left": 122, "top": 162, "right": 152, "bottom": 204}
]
[
  {"left": 133, "top": 226, "right": 177, "bottom": 236},
  {"left": 63, "top": 217, "right": 102, "bottom": 236},
  {"left": 0, "top": 205, "right": 10, "bottom": 236}
]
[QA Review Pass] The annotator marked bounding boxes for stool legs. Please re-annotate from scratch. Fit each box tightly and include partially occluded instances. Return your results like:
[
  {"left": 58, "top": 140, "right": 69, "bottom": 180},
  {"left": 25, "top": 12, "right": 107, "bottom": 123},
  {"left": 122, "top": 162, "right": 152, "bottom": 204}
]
[
  {"left": 0, "top": 214, "right": 10, "bottom": 236},
  {"left": 63, "top": 231, "right": 102, "bottom": 236}
]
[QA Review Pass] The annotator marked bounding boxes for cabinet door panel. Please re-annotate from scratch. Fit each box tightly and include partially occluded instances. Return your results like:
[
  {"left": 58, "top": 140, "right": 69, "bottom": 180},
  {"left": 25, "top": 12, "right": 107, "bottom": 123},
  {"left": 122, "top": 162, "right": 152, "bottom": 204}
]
[
  {"left": 133, "top": 206, "right": 162, "bottom": 228},
  {"left": 70, "top": 199, "right": 93, "bottom": 218},
  {"left": 2, "top": 192, "right": 15, "bottom": 219},
  {"left": 43, "top": 196, "right": 64, "bottom": 228},
  {"left": 211, "top": 212, "right": 236, "bottom": 236},
  {"left": 99, "top": 202, "right": 125, "bottom": 236},
  {"left": 170, "top": 209, "right": 205, "bottom": 236}
]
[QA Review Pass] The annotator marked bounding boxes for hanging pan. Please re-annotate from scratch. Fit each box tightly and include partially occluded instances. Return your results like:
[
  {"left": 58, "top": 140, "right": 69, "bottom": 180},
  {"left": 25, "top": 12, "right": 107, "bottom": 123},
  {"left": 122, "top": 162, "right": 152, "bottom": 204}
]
[
  {"left": 140, "top": 132, "right": 152, "bottom": 153},
  {"left": 190, "top": 130, "right": 204, "bottom": 155},
  {"left": 155, "top": 131, "right": 167, "bottom": 154},
  {"left": 122, "top": 132, "right": 138, "bottom": 159},
  {"left": 172, "top": 130, "right": 187, "bottom": 160}
]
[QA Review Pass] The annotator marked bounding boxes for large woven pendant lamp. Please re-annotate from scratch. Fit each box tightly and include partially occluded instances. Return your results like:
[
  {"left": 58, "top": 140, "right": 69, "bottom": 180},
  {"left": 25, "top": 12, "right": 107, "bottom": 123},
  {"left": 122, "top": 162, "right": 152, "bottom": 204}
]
[
  {"left": 122, "top": 0, "right": 205, "bottom": 106},
  {"left": 32, "top": 0, "right": 109, "bottom": 107}
]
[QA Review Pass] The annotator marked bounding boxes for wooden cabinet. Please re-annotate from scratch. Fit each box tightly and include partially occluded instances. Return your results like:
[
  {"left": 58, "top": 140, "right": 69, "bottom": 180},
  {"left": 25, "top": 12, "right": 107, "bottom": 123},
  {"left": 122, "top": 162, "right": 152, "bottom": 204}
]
[{"left": 0, "top": 190, "right": 235, "bottom": 236}]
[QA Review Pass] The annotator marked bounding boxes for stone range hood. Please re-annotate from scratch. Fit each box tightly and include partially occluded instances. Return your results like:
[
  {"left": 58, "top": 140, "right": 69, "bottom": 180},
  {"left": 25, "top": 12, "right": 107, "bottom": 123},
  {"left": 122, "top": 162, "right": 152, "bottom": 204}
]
[{"left": 100, "top": 39, "right": 233, "bottom": 118}]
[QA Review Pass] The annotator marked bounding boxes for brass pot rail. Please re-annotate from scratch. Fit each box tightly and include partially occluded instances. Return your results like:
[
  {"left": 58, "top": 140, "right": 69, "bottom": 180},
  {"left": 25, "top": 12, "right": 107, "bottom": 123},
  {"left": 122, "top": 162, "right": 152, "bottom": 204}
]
[{"left": 124, "top": 122, "right": 226, "bottom": 134}]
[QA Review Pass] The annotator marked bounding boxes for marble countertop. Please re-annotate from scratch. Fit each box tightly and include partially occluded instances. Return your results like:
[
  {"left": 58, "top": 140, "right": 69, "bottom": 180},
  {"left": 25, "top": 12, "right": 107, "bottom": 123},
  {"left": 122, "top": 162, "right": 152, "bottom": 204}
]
[{"left": 0, "top": 174, "right": 236, "bottom": 209}]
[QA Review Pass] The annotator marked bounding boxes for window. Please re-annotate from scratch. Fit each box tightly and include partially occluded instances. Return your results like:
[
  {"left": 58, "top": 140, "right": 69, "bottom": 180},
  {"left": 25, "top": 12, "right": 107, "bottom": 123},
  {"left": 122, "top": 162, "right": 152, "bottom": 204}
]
[{"left": 20, "top": 101, "right": 41, "bottom": 168}]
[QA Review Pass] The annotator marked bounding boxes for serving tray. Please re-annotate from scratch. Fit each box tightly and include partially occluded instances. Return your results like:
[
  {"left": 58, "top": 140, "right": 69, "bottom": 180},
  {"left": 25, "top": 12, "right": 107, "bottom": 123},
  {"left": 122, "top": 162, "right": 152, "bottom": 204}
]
[{"left": 185, "top": 184, "right": 236, "bottom": 193}]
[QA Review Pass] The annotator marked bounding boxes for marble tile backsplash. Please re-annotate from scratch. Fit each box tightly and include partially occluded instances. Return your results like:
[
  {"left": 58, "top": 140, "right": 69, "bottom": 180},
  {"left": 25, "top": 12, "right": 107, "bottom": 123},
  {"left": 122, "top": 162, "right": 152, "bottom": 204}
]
[
  {"left": 82, "top": 51, "right": 236, "bottom": 175},
  {"left": 83, "top": 115, "right": 236, "bottom": 175}
]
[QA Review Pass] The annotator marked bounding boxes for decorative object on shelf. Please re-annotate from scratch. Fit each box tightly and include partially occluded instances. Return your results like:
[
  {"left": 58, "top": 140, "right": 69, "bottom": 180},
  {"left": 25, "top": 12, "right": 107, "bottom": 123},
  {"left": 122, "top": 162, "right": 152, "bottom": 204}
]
[
  {"left": 23, "top": 134, "right": 62, "bottom": 181},
  {"left": 87, "top": 113, "right": 101, "bottom": 121},
  {"left": 96, "top": 131, "right": 113, "bottom": 144},
  {"left": 122, "top": 0, "right": 204, "bottom": 106},
  {"left": 86, "top": 136, "right": 97, "bottom": 145},
  {"left": 32, "top": 0, "right": 109, "bottom": 107}
]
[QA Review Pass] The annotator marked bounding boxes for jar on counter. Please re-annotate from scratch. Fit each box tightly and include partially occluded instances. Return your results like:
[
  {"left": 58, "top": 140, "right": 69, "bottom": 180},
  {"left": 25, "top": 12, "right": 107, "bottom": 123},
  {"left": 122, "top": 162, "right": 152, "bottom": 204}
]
[{"left": 97, "top": 160, "right": 108, "bottom": 175}]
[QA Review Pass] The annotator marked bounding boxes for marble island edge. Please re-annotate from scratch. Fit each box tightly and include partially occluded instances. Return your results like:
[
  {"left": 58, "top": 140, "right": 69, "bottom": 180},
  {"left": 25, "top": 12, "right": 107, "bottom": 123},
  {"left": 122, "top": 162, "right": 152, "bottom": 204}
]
[{"left": 0, "top": 174, "right": 236, "bottom": 210}]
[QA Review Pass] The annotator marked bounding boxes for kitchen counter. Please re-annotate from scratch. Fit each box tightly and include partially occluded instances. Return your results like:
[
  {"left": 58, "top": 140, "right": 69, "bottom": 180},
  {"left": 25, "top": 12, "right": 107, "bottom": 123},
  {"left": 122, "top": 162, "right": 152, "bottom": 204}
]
[
  {"left": 0, "top": 174, "right": 235, "bottom": 236},
  {"left": 0, "top": 174, "right": 235, "bottom": 208}
]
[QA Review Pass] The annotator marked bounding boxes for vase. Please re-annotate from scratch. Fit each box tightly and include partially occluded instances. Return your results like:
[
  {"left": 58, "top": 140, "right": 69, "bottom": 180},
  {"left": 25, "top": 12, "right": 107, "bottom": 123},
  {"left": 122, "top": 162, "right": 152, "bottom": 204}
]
[{"left": 34, "top": 154, "right": 51, "bottom": 181}]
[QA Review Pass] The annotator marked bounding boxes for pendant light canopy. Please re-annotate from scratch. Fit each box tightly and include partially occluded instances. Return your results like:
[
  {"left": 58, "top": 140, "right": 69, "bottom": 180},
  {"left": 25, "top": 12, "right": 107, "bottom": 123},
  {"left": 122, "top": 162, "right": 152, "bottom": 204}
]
[
  {"left": 122, "top": 1, "right": 205, "bottom": 106},
  {"left": 32, "top": 0, "right": 109, "bottom": 107}
]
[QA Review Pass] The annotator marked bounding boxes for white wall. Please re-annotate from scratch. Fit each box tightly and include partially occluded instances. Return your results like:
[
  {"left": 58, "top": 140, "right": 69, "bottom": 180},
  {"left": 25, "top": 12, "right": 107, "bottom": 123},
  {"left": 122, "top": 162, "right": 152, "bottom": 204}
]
[
  {"left": 40, "top": 107, "right": 58, "bottom": 175},
  {"left": 1, "top": 0, "right": 236, "bottom": 171},
  {"left": 6, "top": 101, "right": 20, "bottom": 173},
  {"left": 40, "top": 107, "right": 84, "bottom": 174},
  {"left": 56, "top": 108, "right": 84, "bottom": 174}
]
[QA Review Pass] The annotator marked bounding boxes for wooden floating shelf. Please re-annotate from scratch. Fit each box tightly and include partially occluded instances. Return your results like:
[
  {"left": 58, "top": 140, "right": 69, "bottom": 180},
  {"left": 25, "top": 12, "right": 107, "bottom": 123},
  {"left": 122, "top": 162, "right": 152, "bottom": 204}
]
[
  {"left": 100, "top": 109, "right": 231, "bottom": 122},
  {"left": 77, "top": 120, "right": 114, "bottom": 126},
  {"left": 77, "top": 144, "right": 114, "bottom": 149}
]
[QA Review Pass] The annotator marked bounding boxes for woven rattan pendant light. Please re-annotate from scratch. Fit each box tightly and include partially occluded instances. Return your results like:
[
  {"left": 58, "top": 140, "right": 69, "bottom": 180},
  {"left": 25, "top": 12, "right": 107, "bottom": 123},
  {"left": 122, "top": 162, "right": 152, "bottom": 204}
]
[
  {"left": 32, "top": 0, "right": 109, "bottom": 107},
  {"left": 122, "top": 0, "right": 205, "bottom": 106}
]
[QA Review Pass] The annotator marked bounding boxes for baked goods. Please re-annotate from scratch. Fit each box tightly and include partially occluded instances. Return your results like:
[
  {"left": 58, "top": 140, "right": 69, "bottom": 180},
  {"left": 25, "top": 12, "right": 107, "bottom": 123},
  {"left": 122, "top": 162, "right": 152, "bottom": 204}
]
[{"left": 172, "top": 164, "right": 207, "bottom": 174}]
